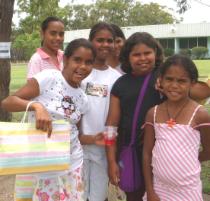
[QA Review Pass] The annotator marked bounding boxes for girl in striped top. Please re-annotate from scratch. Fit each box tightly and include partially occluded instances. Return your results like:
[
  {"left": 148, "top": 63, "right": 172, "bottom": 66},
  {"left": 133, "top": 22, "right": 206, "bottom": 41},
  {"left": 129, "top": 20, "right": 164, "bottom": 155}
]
[{"left": 143, "top": 54, "right": 210, "bottom": 201}]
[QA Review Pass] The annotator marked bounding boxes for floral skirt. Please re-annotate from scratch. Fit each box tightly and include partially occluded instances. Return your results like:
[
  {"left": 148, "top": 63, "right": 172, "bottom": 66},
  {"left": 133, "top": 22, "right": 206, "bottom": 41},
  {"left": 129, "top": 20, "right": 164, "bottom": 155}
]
[{"left": 15, "top": 167, "right": 84, "bottom": 201}]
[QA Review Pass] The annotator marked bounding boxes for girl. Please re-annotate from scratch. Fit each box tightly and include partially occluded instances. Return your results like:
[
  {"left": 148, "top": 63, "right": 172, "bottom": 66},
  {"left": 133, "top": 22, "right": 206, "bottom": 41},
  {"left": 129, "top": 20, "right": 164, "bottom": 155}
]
[
  {"left": 107, "top": 24, "right": 126, "bottom": 74},
  {"left": 106, "top": 32, "right": 165, "bottom": 201},
  {"left": 79, "top": 22, "right": 121, "bottom": 201},
  {"left": 1, "top": 38, "right": 96, "bottom": 201},
  {"left": 27, "top": 16, "right": 64, "bottom": 78},
  {"left": 143, "top": 54, "right": 210, "bottom": 201}
]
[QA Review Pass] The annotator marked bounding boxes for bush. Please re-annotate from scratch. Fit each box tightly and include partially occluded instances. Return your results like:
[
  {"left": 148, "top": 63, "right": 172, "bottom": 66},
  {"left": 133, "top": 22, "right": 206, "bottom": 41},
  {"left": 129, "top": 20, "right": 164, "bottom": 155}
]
[
  {"left": 164, "top": 48, "right": 174, "bottom": 57},
  {"left": 179, "top": 48, "right": 191, "bottom": 57},
  {"left": 191, "top": 46, "right": 208, "bottom": 59}
]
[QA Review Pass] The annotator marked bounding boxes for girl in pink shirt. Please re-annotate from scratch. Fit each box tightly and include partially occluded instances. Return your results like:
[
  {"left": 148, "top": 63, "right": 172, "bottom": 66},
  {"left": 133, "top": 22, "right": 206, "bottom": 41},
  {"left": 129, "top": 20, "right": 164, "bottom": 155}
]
[{"left": 27, "top": 16, "right": 65, "bottom": 78}]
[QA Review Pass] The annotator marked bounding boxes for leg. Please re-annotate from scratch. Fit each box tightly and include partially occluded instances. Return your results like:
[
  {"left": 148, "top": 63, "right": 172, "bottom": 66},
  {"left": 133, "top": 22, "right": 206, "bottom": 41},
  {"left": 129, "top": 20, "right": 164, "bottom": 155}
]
[
  {"left": 89, "top": 159, "right": 109, "bottom": 201},
  {"left": 83, "top": 159, "right": 91, "bottom": 201}
]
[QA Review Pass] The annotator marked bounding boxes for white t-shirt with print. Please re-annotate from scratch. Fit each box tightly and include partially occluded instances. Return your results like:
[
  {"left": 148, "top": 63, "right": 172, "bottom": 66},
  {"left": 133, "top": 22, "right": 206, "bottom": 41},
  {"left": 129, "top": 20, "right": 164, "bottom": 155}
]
[
  {"left": 29, "top": 69, "right": 88, "bottom": 176},
  {"left": 81, "top": 66, "right": 121, "bottom": 162}
]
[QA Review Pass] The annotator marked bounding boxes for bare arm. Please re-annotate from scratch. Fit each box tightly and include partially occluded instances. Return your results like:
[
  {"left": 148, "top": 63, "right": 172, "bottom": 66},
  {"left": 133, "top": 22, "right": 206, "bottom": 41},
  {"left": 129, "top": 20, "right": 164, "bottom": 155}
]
[
  {"left": 190, "top": 81, "right": 210, "bottom": 102},
  {"left": 105, "top": 94, "right": 121, "bottom": 185},
  {"left": 196, "top": 107, "right": 210, "bottom": 162},
  {"left": 1, "top": 79, "right": 52, "bottom": 136},
  {"left": 79, "top": 132, "right": 104, "bottom": 145},
  {"left": 143, "top": 108, "right": 160, "bottom": 201}
]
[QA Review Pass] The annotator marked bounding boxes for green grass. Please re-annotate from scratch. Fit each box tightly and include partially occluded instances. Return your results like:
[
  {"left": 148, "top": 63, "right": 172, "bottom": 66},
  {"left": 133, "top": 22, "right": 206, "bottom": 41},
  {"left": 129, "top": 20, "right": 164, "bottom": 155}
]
[{"left": 9, "top": 61, "right": 210, "bottom": 194}]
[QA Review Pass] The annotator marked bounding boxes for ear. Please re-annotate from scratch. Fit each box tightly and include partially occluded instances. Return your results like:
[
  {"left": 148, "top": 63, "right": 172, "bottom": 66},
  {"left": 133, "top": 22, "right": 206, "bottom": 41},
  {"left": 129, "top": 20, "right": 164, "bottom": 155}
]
[{"left": 40, "top": 30, "right": 44, "bottom": 41}]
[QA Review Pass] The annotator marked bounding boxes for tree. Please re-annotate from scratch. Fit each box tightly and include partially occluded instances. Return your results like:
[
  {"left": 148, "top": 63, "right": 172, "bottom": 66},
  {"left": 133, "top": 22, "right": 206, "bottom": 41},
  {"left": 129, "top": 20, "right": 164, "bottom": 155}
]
[
  {"left": 174, "top": 0, "right": 190, "bottom": 13},
  {"left": 0, "top": 0, "right": 15, "bottom": 121},
  {"left": 64, "top": 0, "right": 176, "bottom": 29}
]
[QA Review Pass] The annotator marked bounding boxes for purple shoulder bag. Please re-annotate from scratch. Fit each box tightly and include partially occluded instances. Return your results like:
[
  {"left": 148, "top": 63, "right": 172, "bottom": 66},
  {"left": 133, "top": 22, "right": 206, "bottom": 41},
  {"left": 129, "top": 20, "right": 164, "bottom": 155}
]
[{"left": 119, "top": 73, "right": 151, "bottom": 192}]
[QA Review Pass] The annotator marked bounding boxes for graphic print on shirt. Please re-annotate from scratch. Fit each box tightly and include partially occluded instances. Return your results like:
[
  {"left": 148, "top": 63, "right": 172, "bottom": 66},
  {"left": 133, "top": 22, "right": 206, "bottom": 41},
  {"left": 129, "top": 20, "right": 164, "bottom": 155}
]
[{"left": 85, "top": 82, "right": 108, "bottom": 97}]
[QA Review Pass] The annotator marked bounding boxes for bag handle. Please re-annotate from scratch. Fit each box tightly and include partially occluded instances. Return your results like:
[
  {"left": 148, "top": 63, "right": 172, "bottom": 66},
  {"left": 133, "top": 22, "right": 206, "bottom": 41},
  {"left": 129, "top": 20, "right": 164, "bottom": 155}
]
[
  {"left": 130, "top": 73, "right": 152, "bottom": 146},
  {"left": 21, "top": 101, "right": 37, "bottom": 123}
]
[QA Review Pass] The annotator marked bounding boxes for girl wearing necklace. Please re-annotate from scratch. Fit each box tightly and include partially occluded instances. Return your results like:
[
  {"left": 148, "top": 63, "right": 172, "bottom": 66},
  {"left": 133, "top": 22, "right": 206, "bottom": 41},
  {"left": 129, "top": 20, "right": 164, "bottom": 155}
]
[{"left": 143, "top": 54, "right": 210, "bottom": 201}]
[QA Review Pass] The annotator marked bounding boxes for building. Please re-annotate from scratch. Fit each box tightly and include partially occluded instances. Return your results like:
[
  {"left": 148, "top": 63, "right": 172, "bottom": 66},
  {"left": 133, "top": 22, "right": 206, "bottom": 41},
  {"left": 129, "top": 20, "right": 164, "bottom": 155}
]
[{"left": 64, "top": 22, "right": 210, "bottom": 56}]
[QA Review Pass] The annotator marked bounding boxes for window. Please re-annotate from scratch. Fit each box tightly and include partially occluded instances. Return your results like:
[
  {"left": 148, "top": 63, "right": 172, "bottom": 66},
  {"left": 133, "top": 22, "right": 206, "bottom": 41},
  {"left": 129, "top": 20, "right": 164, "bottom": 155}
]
[{"left": 198, "top": 37, "right": 207, "bottom": 47}]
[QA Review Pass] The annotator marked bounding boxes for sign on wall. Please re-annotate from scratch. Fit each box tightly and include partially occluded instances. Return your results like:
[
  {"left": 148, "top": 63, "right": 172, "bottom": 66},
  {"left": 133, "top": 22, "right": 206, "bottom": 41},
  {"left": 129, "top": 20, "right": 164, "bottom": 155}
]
[{"left": 0, "top": 42, "right": 11, "bottom": 59}]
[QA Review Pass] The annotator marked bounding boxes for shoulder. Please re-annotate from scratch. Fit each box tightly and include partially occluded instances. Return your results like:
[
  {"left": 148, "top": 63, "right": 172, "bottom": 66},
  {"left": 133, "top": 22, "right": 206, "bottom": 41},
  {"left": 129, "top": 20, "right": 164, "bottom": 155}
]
[{"left": 195, "top": 105, "right": 210, "bottom": 124}]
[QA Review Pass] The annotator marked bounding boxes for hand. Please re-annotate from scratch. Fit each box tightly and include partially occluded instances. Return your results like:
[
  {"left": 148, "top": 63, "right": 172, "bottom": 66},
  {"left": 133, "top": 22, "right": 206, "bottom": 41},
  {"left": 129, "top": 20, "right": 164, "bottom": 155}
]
[
  {"left": 155, "top": 77, "right": 164, "bottom": 94},
  {"left": 147, "top": 191, "right": 160, "bottom": 201},
  {"left": 94, "top": 133, "right": 105, "bottom": 146},
  {"left": 108, "top": 161, "right": 120, "bottom": 186},
  {"left": 31, "top": 102, "right": 52, "bottom": 137}
]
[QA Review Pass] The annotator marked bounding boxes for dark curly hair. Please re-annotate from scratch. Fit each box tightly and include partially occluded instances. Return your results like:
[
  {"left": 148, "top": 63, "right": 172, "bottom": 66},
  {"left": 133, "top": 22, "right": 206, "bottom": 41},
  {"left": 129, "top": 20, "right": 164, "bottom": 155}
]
[
  {"left": 160, "top": 54, "right": 198, "bottom": 82},
  {"left": 120, "top": 32, "right": 164, "bottom": 73}
]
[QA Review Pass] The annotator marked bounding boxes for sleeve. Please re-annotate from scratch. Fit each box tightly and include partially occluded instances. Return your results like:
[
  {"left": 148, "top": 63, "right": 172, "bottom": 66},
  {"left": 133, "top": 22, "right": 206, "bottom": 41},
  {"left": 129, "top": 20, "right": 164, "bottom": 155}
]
[
  {"left": 33, "top": 69, "right": 55, "bottom": 94},
  {"left": 27, "top": 53, "right": 42, "bottom": 79},
  {"left": 111, "top": 76, "right": 122, "bottom": 98}
]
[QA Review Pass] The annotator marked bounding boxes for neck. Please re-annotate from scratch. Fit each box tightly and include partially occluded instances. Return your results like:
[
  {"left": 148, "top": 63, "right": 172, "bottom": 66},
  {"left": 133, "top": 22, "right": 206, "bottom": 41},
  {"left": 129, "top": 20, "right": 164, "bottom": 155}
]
[
  {"left": 62, "top": 71, "right": 79, "bottom": 88},
  {"left": 93, "top": 59, "right": 108, "bottom": 70},
  {"left": 107, "top": 56, "right": 120, "bottom": 68},
  {"left": 41, "top": 46, "right": 57, "bottom": 57}
]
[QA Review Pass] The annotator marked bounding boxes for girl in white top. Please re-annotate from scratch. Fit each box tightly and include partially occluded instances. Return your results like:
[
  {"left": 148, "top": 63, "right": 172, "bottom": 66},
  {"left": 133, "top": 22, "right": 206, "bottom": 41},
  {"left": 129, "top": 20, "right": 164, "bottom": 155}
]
[
  {"left": 2, "top": 38, "right": 96, "bottom": 201},
  {"left": 79, "top": 22, "right": 121, "bottom": 201}
]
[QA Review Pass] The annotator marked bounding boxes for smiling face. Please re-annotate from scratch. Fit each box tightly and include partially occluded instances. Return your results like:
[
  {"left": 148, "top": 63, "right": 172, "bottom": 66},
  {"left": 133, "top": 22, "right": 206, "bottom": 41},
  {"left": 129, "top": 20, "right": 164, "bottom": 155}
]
[
  {"left": 129, "top": 43, "right": 156, "bottom": 75},
  {"left": 91, "top": 29, "right": 114, "bottom": 62},
  {"left": 62, "top": 47, "right": 94, "bottom": 87},
  {"left": 161, "top": 65, "right": 193, "bottom": 102},
  {"left": 41, "top": 21, "right": 64, "bottom": 53}
]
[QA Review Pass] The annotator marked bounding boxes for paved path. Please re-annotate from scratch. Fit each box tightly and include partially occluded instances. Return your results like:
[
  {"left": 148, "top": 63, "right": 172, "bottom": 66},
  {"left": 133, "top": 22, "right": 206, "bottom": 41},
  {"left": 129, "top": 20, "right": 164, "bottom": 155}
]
[{"left": 0, "top": 176, "right": 210, "bottom": 201}]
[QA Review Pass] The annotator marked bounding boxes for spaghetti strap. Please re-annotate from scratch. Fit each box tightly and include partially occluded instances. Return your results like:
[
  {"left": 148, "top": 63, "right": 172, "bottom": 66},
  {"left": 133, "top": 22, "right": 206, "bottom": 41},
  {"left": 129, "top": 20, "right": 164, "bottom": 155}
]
[
  {"left": 188, "top": 105, "right": 202, "bottom": 125},
  {"left": 193, "top": 123, "right": 210, "bottom": 129},
  {"left": 154, "top": 105, "right": 158, "bottom": 123}
]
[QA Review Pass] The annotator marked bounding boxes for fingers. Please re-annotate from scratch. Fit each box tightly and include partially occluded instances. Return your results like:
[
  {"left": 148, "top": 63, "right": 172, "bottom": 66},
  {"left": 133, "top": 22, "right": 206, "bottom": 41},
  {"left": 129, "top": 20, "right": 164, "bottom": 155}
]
[{"left": 36, "top": 118, "right": 52, "bottom": 137}]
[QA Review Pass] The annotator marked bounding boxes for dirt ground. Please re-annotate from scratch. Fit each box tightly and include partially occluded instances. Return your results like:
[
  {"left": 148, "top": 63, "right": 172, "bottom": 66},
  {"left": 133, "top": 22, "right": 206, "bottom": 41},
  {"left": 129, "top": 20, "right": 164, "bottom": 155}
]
[{"left": 0, "top": 175, "right": 210, "bottom": 201}]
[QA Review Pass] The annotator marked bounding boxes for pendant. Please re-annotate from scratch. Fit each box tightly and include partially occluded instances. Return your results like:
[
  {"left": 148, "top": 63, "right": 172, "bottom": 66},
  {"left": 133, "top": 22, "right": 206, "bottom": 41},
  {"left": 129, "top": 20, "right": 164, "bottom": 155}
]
[{"left": 166, "top": 118, "right": 176, "bottom": 128}]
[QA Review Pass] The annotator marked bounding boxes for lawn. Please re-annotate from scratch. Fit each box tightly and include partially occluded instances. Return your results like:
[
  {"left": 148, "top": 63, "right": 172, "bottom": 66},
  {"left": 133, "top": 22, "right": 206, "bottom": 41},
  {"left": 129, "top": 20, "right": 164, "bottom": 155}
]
[{"left": 10, "top": 60, "right": 210, "bottom": 194}]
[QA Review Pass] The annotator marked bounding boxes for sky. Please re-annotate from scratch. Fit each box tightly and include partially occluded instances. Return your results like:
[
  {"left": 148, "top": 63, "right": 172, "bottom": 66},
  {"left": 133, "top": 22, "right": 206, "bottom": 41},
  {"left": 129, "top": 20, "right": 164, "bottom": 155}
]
[
  {"left": 14, "top": 0, "right": 210, "bottom": 25},
  {"left": 59, "top": 0, "right": 210, "bottom": 24}
]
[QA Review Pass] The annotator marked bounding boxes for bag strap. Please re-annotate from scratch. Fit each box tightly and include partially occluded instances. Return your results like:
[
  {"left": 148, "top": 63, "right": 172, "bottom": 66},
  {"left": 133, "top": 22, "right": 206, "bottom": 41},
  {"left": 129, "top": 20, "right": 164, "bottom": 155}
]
[
  {"left": 21, "top": 101, "right": 37, "bottom": 123},
  {"left": 130, "top": 73, "right": 152, "bottom": 146}
]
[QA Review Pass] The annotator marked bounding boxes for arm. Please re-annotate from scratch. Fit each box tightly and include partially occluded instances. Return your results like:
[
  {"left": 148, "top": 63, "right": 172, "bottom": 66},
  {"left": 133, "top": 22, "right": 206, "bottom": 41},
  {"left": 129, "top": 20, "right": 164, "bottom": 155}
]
[
  {"left": 1, "top": 79, "right": 52, "bottom": 136},
  {"left": 143, "top": 108, "right": 160, "bottom": 201},
  {"left": 106, "top": 94, "right": 121, "bottom": 185},
  {"left": 190, "top": 81, "right": 210, "bottom": 102},
  {"left": 79, "top": 132, "right": 104, "bottom": 145},
  {"left": 196, "top": 108, "right": 210, "bottom": 162}
]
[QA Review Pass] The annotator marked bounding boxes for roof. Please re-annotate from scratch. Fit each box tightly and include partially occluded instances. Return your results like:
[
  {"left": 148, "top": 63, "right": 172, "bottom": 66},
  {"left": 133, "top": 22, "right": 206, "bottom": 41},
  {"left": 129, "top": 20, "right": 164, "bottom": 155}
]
[{"left": 64, "top": 22, "right": 210, "bottom": 42}]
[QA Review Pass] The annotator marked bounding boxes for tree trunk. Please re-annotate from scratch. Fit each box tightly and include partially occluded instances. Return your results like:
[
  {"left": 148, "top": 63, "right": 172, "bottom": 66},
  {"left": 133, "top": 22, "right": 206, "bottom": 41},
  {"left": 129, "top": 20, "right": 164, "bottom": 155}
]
[{"left": 0, "top": 0, "right": 15, "bottom": 121}]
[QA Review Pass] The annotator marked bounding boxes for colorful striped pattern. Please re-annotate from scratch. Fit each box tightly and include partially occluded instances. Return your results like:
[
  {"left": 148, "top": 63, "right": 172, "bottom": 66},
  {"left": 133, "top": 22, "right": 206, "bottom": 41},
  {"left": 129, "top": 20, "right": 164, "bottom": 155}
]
[{"left": 0, "top": 121, "right": 70, "bottom": 175}]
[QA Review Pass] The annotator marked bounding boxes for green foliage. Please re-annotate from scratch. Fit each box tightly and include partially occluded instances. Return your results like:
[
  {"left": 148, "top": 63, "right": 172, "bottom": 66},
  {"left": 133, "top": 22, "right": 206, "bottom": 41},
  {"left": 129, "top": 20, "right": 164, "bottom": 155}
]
[
  {"left": 12, "top": 31, "right": 40, "bottom": 61},
  {"left": 192, "top": 46, "right": 209, "bottom": 59},
  {"left": 179, "top": 48, "right": 191, "bottom": 57},
  {"left": 164, "top": 48, "right": 174, "bottom": 57},
  {"left": 63, "top": 0, "right": 175, "bottom": 29}
]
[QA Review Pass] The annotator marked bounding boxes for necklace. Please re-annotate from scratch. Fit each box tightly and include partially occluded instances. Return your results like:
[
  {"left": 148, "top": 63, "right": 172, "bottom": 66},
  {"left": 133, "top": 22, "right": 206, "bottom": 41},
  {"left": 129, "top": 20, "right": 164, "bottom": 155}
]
[{"left": 166, "top": 100, "right": 189, "bottom": 128}]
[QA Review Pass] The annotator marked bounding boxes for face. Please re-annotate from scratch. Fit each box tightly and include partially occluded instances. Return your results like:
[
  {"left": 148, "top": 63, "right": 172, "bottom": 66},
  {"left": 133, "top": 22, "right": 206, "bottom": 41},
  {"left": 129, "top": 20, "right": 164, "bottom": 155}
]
[
  {"left": 63, "top": 47, "right": 94, "bottom": 87},
  {"left": 114, "top": 37, "right": 125, "bottom": 57},
  {"left": 161, "top": 65, "right": 192, "bottom": 102},
  {"left": 91, "top": 29, "right": 114, "bottom": 61},
  {"left": 129, "top": 43, "right": 156, "bottom": 75},
  {"left": 41, "top": 21, "right": 64, "bottom": 53}
]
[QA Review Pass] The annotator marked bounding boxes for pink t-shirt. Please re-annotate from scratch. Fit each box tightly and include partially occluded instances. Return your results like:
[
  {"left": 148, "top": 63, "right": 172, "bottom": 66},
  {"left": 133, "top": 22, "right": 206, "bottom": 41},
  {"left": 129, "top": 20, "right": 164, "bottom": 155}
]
[{"left": 27, "top": 48, "right": 63, "bottom": 78}]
